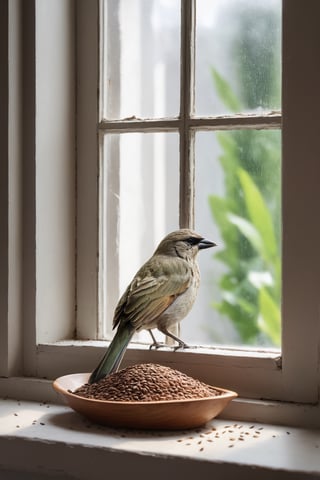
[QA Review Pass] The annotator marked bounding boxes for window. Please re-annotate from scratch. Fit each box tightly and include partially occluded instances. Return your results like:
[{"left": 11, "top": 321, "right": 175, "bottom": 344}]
[
  {"left": 1, "top": 0, "right": 320, "bottom": 423},
  {"left": 75, "top": 0, "right": 319, "bottom": 405},
  {"left": 95, "top": 0, "right": 283, "bottom": 349}
]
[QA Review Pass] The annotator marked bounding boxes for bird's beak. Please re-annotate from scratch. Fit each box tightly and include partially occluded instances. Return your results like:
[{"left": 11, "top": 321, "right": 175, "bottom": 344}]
[{"left": 198, "top": 238, "right": 217, "bottom": 250}]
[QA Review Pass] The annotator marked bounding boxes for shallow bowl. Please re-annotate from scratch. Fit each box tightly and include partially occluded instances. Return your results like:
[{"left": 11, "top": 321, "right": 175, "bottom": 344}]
[{"left": 53, "top": 373, "right": 237, "bottom": 430}]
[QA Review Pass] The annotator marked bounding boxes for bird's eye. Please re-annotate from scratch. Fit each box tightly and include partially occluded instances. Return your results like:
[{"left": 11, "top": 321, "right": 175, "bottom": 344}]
[{"left": 185, "top": 236, "right": 201, "bottom": 246}]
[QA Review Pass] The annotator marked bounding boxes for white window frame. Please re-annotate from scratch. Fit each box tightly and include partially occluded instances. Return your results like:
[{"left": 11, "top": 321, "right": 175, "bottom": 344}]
[{"left": 1, "top": 0, "right": 320, "bottom": 426}]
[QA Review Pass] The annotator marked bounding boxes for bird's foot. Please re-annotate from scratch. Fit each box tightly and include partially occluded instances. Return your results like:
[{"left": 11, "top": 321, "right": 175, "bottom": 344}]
[
  {"left": 173, "top": 342, "right": 190, "bottom": 351},
  {"left": 149, "top": 341, "right": 167, "bottom": 350}
]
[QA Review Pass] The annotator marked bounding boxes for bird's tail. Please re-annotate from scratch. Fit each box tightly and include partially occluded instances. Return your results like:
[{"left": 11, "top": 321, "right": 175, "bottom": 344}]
[{"left": 88, "top": 322, "right": 135, "bottom": 384}]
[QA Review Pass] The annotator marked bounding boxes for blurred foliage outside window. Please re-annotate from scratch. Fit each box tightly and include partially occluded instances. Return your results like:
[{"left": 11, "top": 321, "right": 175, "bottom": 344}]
[{"left": 208, "top": 3, "right": 281, "bottom": 347}]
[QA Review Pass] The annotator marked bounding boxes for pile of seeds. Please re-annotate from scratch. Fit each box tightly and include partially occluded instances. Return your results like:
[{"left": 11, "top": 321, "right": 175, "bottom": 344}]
[{"left": 73, "top": 363, "right": 221, "bottom": 402}]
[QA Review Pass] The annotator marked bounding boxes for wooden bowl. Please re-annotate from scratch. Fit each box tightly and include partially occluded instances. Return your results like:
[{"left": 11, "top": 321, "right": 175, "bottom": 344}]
[{"left": 53, "top": 373, "right": 237, "bottom": 430}]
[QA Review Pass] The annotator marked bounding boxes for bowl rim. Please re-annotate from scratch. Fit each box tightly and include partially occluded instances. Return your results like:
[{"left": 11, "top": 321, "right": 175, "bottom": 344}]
[{"left": 53, "top": 372, "right": 238, "bottom": 406}]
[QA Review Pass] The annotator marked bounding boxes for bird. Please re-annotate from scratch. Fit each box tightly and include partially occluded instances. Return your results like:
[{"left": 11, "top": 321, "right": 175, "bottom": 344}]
[{"left": 88, "top": 229, "right": 216, "bottom": 384}]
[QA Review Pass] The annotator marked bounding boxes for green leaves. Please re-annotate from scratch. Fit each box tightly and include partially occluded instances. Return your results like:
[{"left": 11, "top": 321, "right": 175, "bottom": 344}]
[
  {"left": 208, "top": 9, "right": 281, "bottom": 347},
  {"left": 238, "top": 168, "right": 277, "bottom": 262},
  {"left": 228, "top": 213, "right": 265, "bottom": 256},
  {"left": 211, "top": 68, "right": 241, "bottom": 113},
  {"left": 208, "top": 129, "right": 281, "bottom": 346},
  {"left": 258, "top": 288, "right": 281, "bottom": 346}
]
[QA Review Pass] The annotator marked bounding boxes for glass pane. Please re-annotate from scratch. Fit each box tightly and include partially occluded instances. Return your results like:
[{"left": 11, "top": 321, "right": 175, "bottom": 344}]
[
  {"left": 101, "top": 0, "right": 180, "bottom": 120},
  {"left": 195, "top": 0, "right": 281, "bottom": 116},
  {"left": 184, "top": 130, "right": 281, "bottom": 348},
  {"left": 100, "top": 132, "right": 179, "bottom": 339}
]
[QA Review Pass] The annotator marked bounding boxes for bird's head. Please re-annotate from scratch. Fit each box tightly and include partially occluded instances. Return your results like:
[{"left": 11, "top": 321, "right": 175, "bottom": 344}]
[{"left": 154, "top": 229, "right": 216, "bottom": 260}]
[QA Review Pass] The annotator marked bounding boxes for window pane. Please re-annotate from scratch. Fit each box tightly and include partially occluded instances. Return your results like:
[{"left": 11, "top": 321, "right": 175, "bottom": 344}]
[
  {"left": 187, "top": 130, "right": 281, "bottom": 348},
  {"left": 195, "top": 0, "right": 281, "bottom": 116},
  {"left": 101, "top": 0, "right": 180, "bottom": 120},
  {"left": 100, "top": 132, "right": 179, "bottom": 338}
]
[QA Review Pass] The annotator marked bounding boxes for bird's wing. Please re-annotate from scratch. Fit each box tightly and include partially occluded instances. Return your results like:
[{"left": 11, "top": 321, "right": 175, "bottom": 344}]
[{"left": 113, "top": 255, "right": 192, "bottom": 330}]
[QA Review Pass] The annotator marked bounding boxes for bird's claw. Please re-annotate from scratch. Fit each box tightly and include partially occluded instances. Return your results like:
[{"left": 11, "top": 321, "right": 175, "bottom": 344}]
[
  {"left": 173, "top": 342, "right": 190, "bottom": 351},
  {"left": 149, "top": 342, "right": 190, "bottom": 350},
  {"left": 149, "top": 342, "right": 167, "bottom": 350}
]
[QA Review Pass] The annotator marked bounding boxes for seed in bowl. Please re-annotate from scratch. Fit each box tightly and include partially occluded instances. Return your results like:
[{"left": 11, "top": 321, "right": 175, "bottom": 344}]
[{"left": 72, "top": 363, "right": 221, "bottom": 402}]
